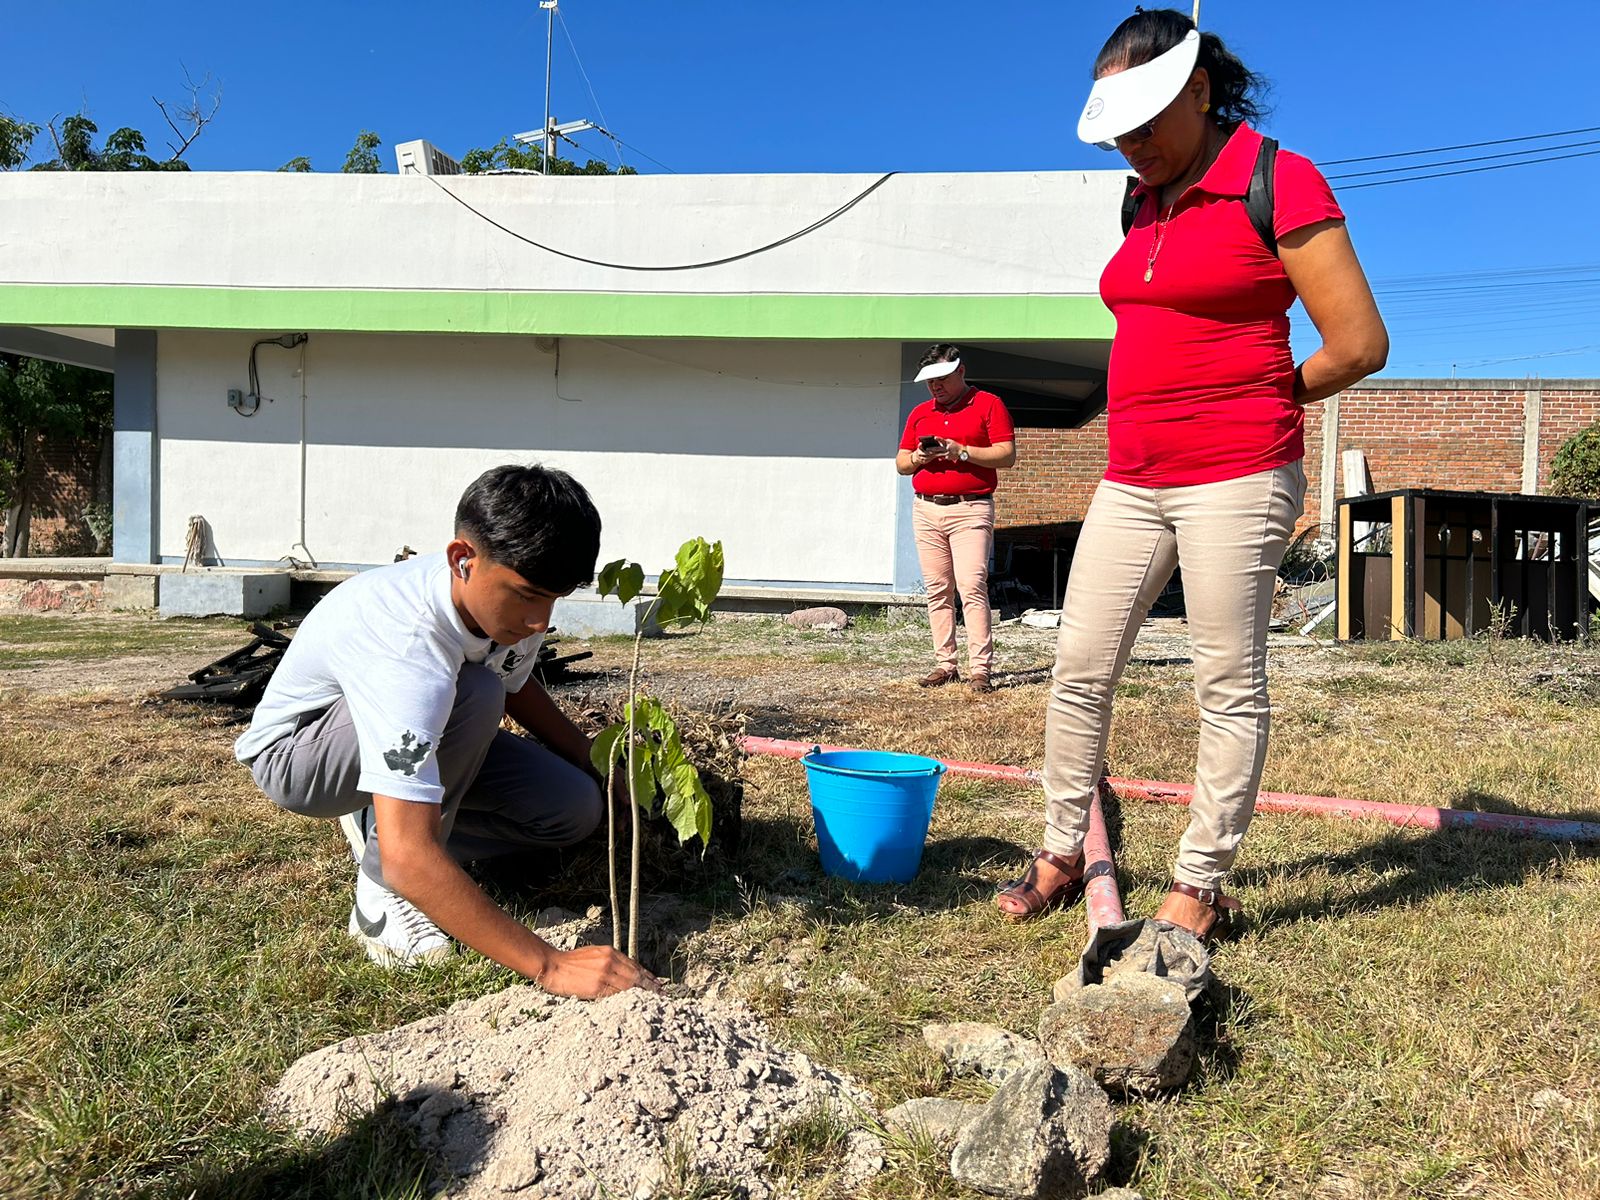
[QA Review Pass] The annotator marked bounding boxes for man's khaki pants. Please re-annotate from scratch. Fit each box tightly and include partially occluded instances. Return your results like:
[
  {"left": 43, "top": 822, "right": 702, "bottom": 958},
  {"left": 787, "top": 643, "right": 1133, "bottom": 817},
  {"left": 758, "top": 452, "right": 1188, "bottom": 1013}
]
[
  {"left": 1042, "top": 462, "right": 1306, "bottom": 890},
  {"left": 912, "top": 494, "right": 996, "bottom": 677}
]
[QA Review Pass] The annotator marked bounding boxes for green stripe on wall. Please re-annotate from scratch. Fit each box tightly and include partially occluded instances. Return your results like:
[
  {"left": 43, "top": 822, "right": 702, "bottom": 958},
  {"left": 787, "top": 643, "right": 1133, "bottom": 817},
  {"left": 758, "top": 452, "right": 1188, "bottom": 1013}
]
[{"left": 0, "top": 285, "right": 1113, "bottom": 340}]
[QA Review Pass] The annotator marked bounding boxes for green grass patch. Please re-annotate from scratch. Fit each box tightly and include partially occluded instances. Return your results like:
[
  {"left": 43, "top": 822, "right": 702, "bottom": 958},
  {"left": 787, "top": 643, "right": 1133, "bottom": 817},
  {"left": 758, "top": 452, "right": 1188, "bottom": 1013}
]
[
  {"left": 4, "top": 617, "right": 1600, "bottom": 1198},
  {"left": 0, "top": 615, "right": 250, "bottom": 671}
]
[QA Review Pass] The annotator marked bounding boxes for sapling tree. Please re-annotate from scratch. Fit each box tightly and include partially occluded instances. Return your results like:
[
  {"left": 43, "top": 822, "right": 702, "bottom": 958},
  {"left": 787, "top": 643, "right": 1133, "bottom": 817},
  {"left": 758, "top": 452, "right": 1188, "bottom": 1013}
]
[{"left": 590, "top": 537, "right": 725, "bottom": 958}]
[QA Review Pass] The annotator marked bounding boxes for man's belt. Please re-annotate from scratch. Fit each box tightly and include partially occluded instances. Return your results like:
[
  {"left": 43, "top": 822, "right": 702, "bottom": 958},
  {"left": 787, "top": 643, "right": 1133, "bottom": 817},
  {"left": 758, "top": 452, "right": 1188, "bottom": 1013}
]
[{"left": 915, "top": 492, "right": 995, "bottom": 505}]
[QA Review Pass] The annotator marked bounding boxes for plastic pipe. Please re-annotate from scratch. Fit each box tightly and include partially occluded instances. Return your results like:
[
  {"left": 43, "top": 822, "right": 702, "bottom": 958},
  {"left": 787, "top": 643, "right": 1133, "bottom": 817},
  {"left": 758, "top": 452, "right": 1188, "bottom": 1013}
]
[
  {"left": 737, "top": 735, "right": 1600, "bottom": 843},
  {"left": 1082, "top": 784, "right": 1125, "bottom": 931}
]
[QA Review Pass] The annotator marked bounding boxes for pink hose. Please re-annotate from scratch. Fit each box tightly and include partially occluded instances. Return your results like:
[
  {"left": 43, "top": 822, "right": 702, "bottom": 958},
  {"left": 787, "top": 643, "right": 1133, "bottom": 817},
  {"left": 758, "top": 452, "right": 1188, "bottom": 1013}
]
[
  {"left": 740, "top": 735, "right": 1600, "bottom": 843},
  {"left": 1082, "top": 783, "right": 1125, "bottom": 931}
]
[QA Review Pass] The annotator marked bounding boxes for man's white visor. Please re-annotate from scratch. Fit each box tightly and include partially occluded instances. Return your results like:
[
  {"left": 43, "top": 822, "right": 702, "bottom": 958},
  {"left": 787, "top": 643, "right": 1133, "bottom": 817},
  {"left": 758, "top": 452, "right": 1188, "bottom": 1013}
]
[
  {"left": 1076, "top": 29, "right": 1200, "bottom": 146},
  {"left": 914, "top": 359, "right": 962, "bottom": 383}
]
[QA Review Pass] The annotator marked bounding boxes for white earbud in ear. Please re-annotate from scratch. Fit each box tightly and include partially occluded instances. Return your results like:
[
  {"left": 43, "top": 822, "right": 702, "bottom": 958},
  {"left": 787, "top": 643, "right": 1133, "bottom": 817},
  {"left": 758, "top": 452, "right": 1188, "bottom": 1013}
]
[{"left": 457, "top": 560, "right": 470, "bottom": 581}]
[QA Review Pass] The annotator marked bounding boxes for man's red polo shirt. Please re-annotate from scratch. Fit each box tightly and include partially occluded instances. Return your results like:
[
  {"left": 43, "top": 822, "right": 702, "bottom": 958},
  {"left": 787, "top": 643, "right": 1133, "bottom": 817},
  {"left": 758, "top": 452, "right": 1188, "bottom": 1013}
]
[
  {"left": 1100, "top": 124, "right": 1344, "bottom": 488},
  {"left": 899, "top": 387, "right": 1015, "bottom": 496}
]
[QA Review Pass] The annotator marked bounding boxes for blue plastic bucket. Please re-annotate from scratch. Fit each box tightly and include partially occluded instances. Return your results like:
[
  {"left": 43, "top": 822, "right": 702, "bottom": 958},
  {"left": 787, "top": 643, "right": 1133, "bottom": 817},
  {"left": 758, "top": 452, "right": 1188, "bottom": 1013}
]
[{"left": 801, "top": 748, "right": 944, "bottom": 883}]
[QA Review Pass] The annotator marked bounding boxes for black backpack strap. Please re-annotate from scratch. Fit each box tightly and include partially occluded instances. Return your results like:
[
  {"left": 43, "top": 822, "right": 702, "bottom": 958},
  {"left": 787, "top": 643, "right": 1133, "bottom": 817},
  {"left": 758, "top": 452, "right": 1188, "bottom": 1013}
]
[
  {"left": 1246, "top": 136, "right": 1278, "bottom": 256},
  {"left": 1120, "top": 175, "right": 1143, "bottom": 236}
]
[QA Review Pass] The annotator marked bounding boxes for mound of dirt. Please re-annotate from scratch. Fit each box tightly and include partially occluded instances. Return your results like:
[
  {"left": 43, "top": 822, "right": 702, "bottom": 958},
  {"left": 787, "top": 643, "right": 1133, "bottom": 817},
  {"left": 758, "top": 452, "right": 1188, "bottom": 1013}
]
[{"left": 268, "top": 986, "right": 884, "bottom": 1199}]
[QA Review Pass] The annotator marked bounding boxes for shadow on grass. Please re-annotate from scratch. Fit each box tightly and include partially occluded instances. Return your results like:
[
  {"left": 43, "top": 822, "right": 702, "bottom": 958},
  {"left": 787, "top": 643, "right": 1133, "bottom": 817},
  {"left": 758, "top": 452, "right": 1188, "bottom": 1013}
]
[
  {"left": 172, "top": 1087, "right": 493, "bottom": 1200},
  {"left": 735, "top": 811, "right": 1025, "bottom": 916},
  {"left": 1225, "top": 800, "right": 1600, "bottom": 931}
]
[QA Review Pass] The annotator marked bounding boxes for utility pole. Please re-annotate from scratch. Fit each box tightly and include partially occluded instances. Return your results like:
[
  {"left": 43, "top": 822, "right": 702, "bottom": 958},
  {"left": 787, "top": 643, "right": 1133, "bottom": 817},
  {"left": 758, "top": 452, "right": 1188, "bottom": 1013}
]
[{"left": 541, "top": 0, "right": 558, "bottom": 174}]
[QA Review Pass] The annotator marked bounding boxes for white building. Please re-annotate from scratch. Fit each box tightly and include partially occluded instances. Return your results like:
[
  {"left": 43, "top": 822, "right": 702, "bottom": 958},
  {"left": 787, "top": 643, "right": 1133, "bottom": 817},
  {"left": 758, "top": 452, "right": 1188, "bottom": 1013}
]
[{"left": 0, "top": 164, "right": 1122, "bottom": 620}]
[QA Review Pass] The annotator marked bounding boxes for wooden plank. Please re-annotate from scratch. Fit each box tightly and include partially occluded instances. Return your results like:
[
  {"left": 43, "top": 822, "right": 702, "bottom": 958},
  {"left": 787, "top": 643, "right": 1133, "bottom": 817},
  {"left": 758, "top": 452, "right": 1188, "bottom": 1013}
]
[
  {"left": 1391, "top": 495, "right": 1408, "bottom": 640},
  {"left": 1337, "top": 502, "right": 1353, "bottom": 640}
]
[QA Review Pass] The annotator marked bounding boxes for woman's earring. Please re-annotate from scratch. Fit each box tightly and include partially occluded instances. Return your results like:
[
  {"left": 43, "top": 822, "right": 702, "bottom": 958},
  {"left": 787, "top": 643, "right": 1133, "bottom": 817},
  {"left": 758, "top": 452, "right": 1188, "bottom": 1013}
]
[{"left": 1201, "top": 102, "right": 1211, "bottom": 113}]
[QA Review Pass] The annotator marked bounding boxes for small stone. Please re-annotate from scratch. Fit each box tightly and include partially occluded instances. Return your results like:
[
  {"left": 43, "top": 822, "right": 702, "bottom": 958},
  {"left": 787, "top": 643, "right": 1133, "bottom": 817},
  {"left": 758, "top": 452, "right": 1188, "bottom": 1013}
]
[
  {"left": 1038, "top": 973, "right": 1196, "bottom": 1094},
  {"left": 785, "top": 606, "right": 849, "bottom": 631},
  {"left": 1095, "top": 1190, "right": 1149, "bottom": 1200},
  {"left": 883, "top": 1097, "right": 985, "bottom": 1149},
  {"left": 949, "top": 1062, "right": 1112, "bottom": 1199},
  {"left": 1020, "top": 609, "right": 1061, "bottom": 629},
  {"left": 922, "top": 1022, "right": 1047, "bottom": 1084}
]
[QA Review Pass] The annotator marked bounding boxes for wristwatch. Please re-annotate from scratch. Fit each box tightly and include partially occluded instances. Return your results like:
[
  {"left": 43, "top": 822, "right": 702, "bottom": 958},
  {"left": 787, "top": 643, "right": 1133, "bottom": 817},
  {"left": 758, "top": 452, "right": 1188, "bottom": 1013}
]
[{"left": 958, "top": 447, "right": 970, "bottom": 462}]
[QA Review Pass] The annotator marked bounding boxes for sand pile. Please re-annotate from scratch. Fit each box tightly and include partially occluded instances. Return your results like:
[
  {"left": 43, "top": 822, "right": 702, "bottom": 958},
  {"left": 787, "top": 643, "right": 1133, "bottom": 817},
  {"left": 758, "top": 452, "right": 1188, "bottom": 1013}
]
[{"left": 268, "top": 985, "right": 883, "bottom": 1198}]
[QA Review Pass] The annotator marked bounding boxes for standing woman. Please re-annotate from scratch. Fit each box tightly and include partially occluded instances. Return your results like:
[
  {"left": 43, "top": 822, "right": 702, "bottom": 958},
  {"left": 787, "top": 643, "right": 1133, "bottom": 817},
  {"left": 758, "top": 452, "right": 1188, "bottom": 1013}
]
[
  {"left": 995, "top": 9, "right": 1387, "bottom": 935},
  {"left": 897, "top": 344, "right": 1018, "bottom": 694}
]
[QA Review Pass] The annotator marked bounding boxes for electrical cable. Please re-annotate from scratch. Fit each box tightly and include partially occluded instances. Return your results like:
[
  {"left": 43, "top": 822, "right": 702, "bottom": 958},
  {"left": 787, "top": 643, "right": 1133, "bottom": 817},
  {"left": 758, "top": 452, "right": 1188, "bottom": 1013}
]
[
  {"left": 607, "top": 136, "right": 676, "bottom": 174},
  {"left": 1325, "top": 137, "right": 1600, "bottom": 181},
  {"left": 1320, "top": 124, "right": 1600, "bottom": 166},
  {"left": 556, "top": 8, "right": 624, "bottom": 171},
  {"left": 1334, "top": 147, "right": 1600, "bottom": 190},
  {"left": 423, "top": 170, "right": 897, "bottom": 271}
]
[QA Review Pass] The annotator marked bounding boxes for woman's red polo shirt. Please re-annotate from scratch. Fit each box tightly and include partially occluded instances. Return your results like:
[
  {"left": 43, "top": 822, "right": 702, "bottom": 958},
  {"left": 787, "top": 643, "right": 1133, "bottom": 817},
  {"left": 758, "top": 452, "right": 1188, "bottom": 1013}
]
[
  {"left": 899, "top": 388, "right": 1015, "bottom": 496},
  {"left": 1100, "top": 124, "right": 1344, "bottom": 488}
]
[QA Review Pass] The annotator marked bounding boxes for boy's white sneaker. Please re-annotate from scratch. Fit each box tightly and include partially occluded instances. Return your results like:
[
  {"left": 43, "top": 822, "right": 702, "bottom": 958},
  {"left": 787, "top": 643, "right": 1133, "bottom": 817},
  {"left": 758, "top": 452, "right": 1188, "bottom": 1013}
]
[
  {"left": 338, "top": 808, "right": 369, "bottom": 863},
  {"left": 348, "top": 870, "right": 453, "bottom": 967}
]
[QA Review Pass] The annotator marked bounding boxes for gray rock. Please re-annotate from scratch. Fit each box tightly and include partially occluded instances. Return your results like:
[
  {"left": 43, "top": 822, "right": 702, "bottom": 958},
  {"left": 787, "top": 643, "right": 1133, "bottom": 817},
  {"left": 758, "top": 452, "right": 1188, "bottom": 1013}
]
[
  {"left": 882, "top": 1097, "right": 984, "bottom": 1149},
  {"left": 1020, "top": 609, "right": 1061, "bottom": 629},
  {"left": 1095, "top": 1191, "right": 1148, "bottom": 1200},
  {"left": 785, "top": 606, "right": 849, "bottom": 631},
  {"left": 1038, "top": 972, "right": 1196, "bottom": 1094},
  {"left": 923, "top": 1021, "right": 1046, "bottom": 1084},
  {"left": 949, "top": 1062, "right": 1112, "bottom": 1199}
]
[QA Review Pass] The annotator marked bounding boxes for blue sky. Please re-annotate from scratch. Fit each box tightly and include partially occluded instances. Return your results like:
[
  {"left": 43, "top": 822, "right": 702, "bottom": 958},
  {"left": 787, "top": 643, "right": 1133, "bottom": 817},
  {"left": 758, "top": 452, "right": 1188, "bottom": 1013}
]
[{"left": 5, "top": 0, "right": 1598, "bottom": 378}]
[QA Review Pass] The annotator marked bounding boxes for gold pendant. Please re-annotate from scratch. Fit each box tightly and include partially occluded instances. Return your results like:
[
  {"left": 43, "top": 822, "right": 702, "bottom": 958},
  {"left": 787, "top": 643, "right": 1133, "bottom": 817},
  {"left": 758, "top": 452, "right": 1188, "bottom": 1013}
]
[{"left": 1143, "top": 266, "right": 1153, "bottom": 283}]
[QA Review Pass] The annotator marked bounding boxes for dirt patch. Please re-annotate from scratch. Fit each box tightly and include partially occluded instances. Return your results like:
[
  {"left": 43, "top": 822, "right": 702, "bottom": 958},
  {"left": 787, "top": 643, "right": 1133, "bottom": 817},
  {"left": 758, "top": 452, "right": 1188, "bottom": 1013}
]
[{"left": 268, "top": 985, "right": 884, "bottom": 1199}]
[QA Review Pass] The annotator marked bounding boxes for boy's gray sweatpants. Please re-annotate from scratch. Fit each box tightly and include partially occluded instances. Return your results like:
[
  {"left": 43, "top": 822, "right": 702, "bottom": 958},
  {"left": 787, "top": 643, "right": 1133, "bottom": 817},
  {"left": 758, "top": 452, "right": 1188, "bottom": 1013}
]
[{"left": 249, "top": 664, "right": 602, "bottom": 888}]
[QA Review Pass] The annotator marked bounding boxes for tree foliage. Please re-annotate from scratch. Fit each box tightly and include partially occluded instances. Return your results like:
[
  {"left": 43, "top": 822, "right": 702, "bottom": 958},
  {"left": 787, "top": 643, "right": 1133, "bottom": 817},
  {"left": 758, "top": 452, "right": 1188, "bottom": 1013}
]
[
  {"left": 342, "top": 130, "right": 384, "bottom": 174},
  {"left": 0, "top": 357, "right": 112, "bottom": 557},
  {"left": 460, "top": 138, "right": 636, "bottom": 176},
  {"left": 1549, "top": 422, "right": 1600, "bottom": 501}
]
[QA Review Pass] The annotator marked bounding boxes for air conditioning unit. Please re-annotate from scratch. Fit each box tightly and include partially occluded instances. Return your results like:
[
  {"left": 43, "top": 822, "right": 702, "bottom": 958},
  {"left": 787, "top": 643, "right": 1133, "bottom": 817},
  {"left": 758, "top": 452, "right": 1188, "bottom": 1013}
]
[{"left": 394, "top": 139, "right": 462, "bottom": 176}]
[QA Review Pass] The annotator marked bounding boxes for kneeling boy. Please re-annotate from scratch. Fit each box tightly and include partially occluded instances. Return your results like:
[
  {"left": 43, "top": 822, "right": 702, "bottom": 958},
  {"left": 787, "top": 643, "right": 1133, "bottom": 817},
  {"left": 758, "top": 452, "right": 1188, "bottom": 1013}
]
[{"left": 235, "top": 464, "right": 655, "bottom": 999}]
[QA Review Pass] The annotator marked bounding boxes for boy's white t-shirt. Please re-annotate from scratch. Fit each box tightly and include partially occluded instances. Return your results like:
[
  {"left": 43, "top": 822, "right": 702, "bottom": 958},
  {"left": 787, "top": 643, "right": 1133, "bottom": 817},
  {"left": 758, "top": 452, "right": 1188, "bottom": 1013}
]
[{"left": 234, "top": 552, "right": 543, "bottom": 805}]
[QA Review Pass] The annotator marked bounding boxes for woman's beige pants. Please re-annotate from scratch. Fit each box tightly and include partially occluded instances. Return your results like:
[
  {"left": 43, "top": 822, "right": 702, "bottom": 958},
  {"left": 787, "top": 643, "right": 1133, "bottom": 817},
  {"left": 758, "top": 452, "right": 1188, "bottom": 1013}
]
[{"left": 1042, "top": 462, "right": 1306, "bottom": 890}]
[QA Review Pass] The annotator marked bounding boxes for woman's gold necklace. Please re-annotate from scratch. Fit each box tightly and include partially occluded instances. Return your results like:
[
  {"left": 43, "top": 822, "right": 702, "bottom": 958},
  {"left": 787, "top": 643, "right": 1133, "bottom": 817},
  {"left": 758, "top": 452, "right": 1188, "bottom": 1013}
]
[
  {"left": 1142, "top": 133, "right": 1225, "bottom": 284},
  {"left": 1143, "top": 200, "right": 1179, "bottom": 283}
]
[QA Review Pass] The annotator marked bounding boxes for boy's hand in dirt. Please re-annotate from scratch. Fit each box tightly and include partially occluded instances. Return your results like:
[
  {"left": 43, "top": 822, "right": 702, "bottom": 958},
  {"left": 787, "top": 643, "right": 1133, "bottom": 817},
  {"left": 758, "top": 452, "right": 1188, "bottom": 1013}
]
[{"left": 538, "top": 946, "right": 661, "bottom": 999}]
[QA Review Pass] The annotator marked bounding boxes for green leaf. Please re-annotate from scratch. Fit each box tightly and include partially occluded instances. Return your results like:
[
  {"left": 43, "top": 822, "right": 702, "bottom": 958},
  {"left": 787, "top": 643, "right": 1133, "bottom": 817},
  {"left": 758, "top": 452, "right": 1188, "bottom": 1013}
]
[
  {"left": 653, "top": 568, "right": 686, "bottom": 627},
  {"left": 617, "top": 563, "right": 645, "bottom": 604},
  {"left": 660, "top": 758, "right": 712, "bottom": 847},
  {"left": 674, "top": 538, "right": 725, "bottom": 616},
  {"left": 597, "top": 559, "right": 645, "bottom": 604},
  {"left": 589, "top": 724, "right": 626, "bottom": 775}
]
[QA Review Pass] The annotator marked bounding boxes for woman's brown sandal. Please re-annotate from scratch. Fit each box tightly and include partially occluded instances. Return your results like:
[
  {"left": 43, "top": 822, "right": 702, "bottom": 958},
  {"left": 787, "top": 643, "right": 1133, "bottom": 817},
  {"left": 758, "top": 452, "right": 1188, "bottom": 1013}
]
[
  {"left": 1157, "top": 881, "right": 1243, "bottom": 943},
  {"left": 995, "top": 849, "right": 1086, "bottom": 922}
]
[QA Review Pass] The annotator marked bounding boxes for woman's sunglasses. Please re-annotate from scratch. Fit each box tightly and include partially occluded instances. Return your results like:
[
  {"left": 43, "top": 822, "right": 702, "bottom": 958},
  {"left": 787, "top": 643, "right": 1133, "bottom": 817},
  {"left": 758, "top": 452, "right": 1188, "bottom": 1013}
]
[{"left": 1096, "top": 111, "right": 1163, "bottom": 152}]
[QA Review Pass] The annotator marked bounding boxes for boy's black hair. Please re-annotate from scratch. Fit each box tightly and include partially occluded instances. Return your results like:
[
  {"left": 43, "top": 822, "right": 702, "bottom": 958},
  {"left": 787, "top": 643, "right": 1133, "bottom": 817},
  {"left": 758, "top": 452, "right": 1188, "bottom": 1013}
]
[{"left": 455, "top": 464, "right": 602, "bottom": 593}]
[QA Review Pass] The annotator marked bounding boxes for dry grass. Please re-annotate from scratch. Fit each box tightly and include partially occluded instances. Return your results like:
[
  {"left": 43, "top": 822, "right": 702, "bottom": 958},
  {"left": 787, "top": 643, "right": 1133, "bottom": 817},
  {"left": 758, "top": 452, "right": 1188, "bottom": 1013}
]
[{"left": 2, "top": 613, "right": 1599, "bottom": 1198}]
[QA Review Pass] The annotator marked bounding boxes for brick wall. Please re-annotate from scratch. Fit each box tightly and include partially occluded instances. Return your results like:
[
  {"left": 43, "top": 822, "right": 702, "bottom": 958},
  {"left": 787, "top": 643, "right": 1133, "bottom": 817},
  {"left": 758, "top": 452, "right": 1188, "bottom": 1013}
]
[
  {"left": 996, "top": 417, "right": 1108, "bottom": 529},
  {"left": 996, "top": 381, "right": 1600, "bottom": 535},
  {"left": 0, "top": 432, "right": 107, "bottom": 555}
]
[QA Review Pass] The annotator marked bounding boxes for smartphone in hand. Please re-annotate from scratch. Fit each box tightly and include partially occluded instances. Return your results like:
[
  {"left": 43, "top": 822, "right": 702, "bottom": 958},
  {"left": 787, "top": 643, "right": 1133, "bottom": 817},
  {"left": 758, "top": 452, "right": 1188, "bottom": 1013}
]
[{"left": 918, "top": 435, "right": 943, "bottom": 454}]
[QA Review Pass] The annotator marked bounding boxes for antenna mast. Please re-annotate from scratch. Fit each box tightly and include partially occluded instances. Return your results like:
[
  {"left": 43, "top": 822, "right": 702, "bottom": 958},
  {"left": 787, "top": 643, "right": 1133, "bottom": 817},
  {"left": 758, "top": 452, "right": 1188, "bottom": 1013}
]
[{"left": 541, "top": 0, "right": 558, "bottom": 174}]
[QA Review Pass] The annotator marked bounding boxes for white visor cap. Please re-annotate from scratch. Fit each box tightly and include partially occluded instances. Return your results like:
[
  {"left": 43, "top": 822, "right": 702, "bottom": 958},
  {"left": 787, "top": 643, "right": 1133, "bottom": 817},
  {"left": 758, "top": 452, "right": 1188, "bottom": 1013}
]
[
  {"left": 914, "top": 358, "right": 962, "bottom": 383},
  {"left": 1076, "top": 29, "right": 1200, "bottom": 146}
]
